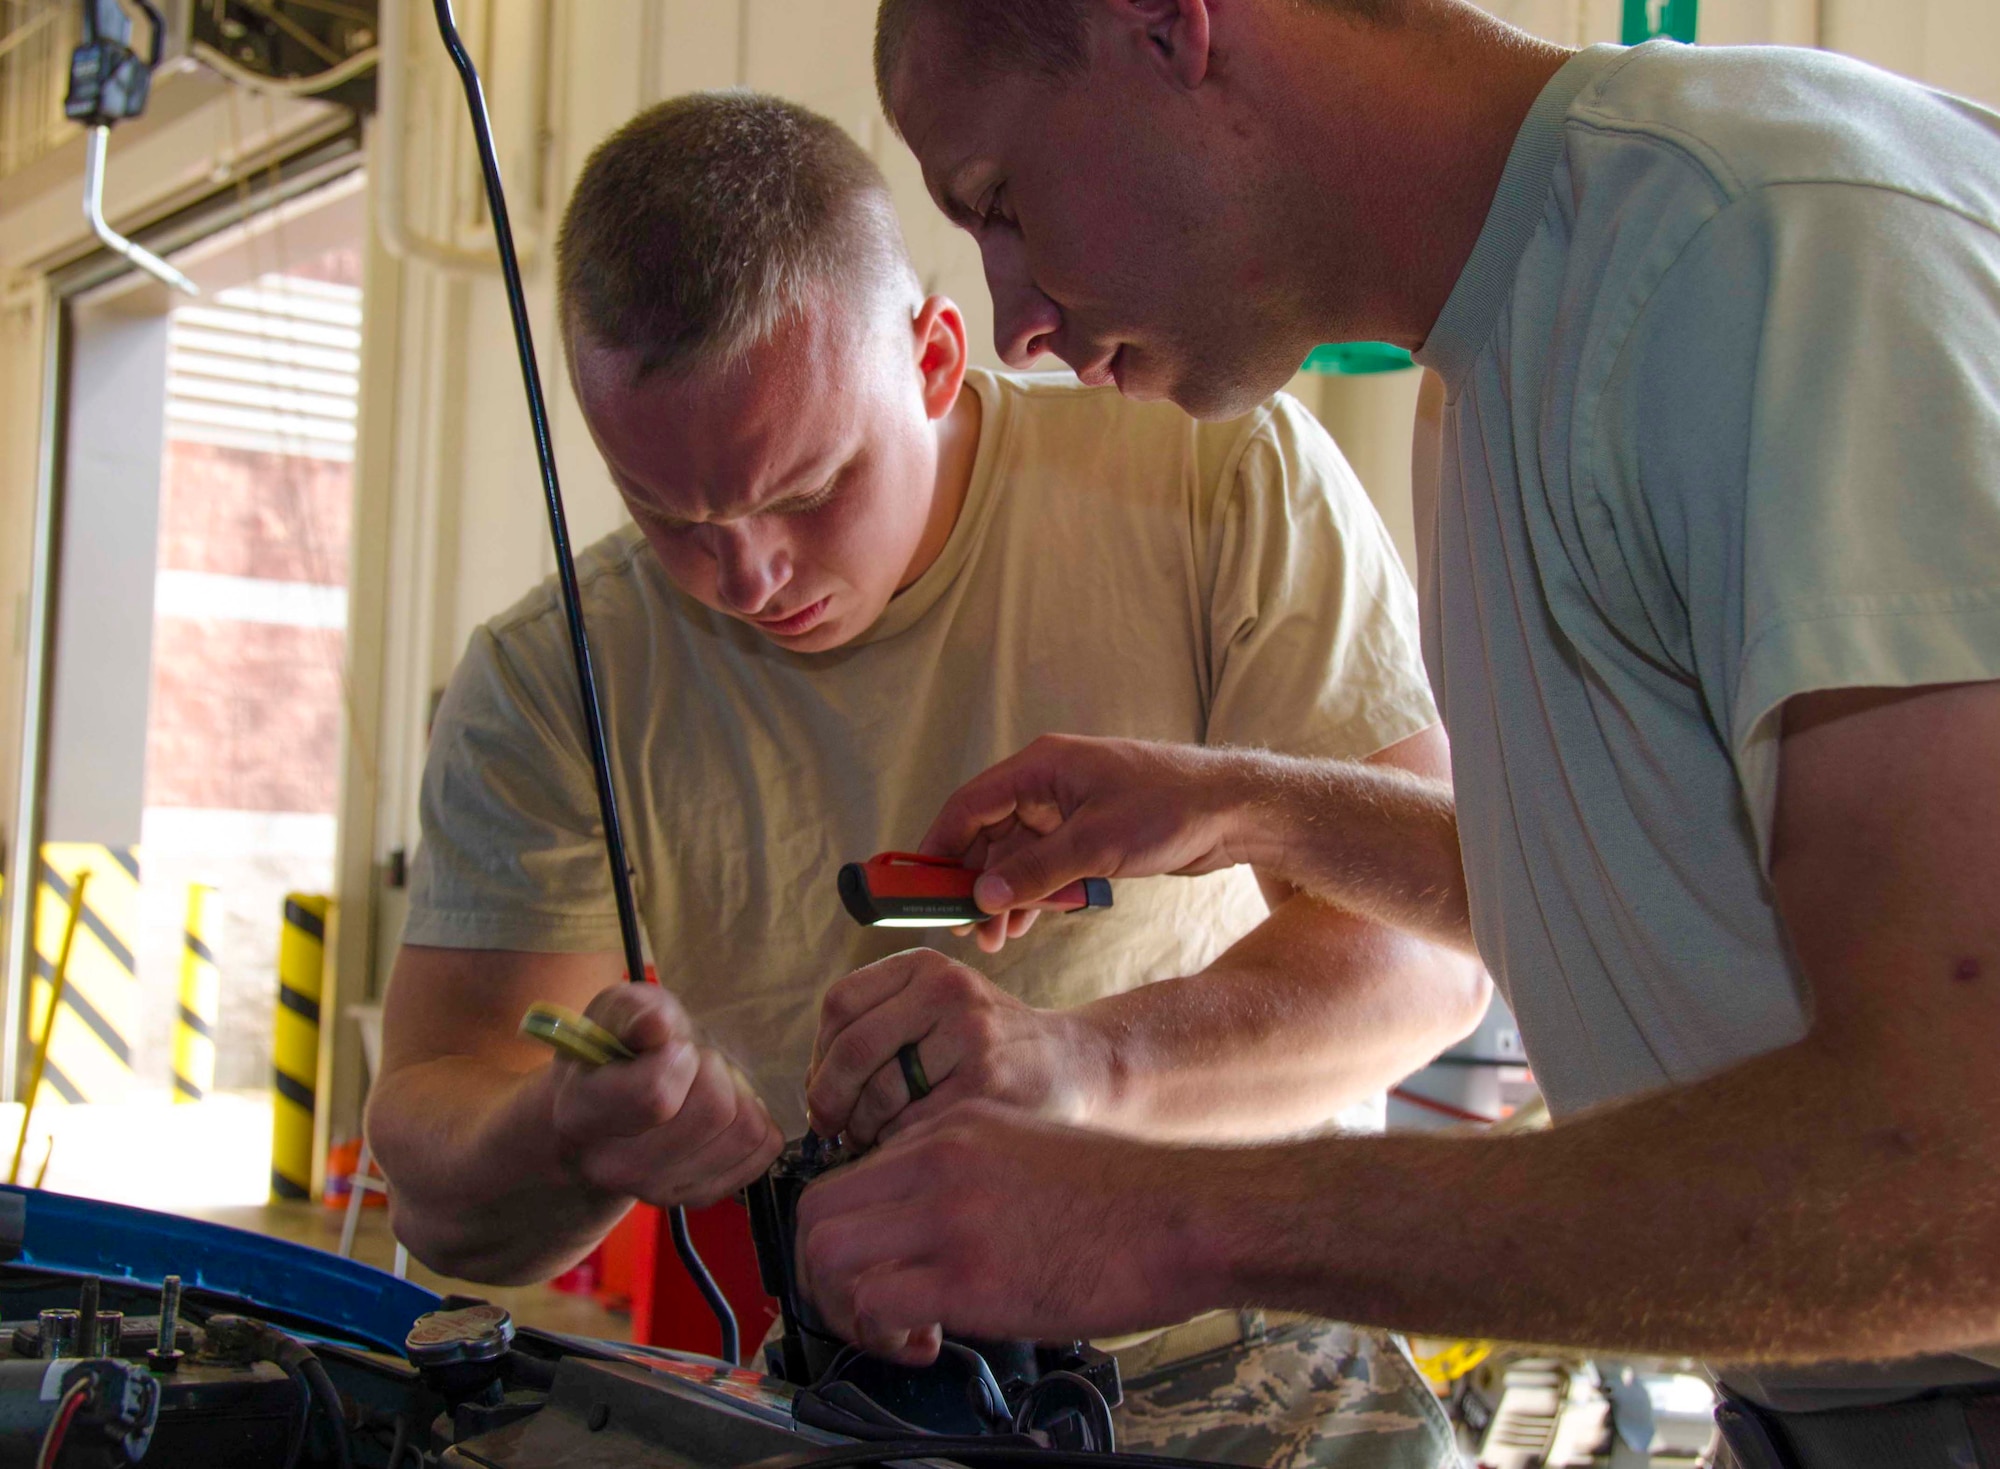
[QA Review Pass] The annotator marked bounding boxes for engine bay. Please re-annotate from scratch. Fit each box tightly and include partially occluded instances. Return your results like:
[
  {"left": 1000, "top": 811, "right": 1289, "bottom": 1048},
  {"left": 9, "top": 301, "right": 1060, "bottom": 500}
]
[{"left": 0, "top": 1182, "right": 874, "bottom": 1468}]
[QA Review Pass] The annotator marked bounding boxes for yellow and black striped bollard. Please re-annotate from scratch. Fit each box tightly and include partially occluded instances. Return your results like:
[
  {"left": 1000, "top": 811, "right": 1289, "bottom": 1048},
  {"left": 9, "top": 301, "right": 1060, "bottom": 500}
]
[
  {"left": 29, "top": 845, "right": 140, "bottom": 1104},
  {"left": 174, "top": 884, "right": 219, "bottom": 1104},
  {"left": 271, "top": 894, "right": 327, "bottom": 1202}
]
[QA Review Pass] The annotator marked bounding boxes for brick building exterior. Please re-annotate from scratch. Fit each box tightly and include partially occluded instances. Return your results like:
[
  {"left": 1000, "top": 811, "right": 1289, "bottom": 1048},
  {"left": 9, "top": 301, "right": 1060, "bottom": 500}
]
[{"left": 132, "top": 245, "right": 359, "bottom": 1092}]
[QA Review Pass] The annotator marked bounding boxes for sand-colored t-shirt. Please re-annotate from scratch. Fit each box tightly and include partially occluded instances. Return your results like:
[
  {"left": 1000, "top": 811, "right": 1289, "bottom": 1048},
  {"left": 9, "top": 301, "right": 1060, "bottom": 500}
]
[{"left": 405, "top": 368, "right": 1435, "bottom": 1133}]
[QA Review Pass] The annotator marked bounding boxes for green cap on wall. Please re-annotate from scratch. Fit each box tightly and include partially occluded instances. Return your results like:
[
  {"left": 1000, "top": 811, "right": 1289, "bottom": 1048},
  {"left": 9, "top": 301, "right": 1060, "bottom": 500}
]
[
  {"left": 1302, "top": 342, "right": 1416, "bottom": 375},
  {"left": 1622, "top": 0, "right": 1697, "bottom": 44}
]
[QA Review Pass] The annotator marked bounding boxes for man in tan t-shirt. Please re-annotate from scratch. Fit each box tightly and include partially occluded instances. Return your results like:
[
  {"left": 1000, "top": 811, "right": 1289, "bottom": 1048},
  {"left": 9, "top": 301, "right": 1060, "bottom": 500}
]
[{"left": 367, "top": 93, "right": 1481, "bottom": 1469}]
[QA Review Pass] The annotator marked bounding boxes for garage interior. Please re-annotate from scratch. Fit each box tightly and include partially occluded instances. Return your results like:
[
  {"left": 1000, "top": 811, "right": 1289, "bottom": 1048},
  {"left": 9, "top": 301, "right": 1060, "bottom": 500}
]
[{"left": 0, "top": 2, "right": 1994, "bottom": 1466}]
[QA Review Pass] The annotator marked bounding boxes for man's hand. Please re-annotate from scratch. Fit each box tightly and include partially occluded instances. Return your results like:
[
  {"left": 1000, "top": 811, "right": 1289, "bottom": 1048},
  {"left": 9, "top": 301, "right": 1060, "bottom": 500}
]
[
  {"left": 795, "top": 1102, "right": 1218, "bottom": 1364},
  {"left": 805, "top": 684, "right": 2000, "bottom": 1367},
  {"left": 550, "top": 983, "right": 784, "bottom": 1208},
  {"left": 922, "top": 735, "right": 1260, "bottom": 950},
  {"left": 372, "top": 947, "right": 785, "bottom": 1284},
  {"left": 923, "top": 731, "right": 1473, "bottom": 954},
  {"left": 805, "top": 951, "right": 1111, "bottom": 1146}
]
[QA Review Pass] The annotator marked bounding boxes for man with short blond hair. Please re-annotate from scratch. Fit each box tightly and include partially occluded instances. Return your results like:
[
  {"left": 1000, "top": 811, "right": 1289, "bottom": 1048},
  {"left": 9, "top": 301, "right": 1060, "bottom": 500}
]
[{"left": 368, "top": 91, "right": 1481, "bottom": 1469}]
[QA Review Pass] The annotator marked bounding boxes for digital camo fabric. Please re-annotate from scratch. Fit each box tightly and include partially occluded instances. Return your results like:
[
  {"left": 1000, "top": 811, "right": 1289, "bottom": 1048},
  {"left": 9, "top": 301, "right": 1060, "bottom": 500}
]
[{"left": 1113, "top": 1319, "right": 1458, "bottom": 1469}]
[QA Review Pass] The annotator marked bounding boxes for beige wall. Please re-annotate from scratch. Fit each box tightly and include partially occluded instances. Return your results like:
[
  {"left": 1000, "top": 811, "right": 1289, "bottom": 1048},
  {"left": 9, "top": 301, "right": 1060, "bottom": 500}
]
[
  {"left": 4, "top": 1, "right": 2000, "bottom": 1108},
  {"left": 0, "top": 288, "right": 48, "bottom": 884}
]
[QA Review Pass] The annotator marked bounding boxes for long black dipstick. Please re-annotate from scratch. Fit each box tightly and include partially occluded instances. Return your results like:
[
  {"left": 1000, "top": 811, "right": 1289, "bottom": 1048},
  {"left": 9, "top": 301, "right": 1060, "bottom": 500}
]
[{"left": 429, "top": 0, "right": 739, "bottom": 1368}]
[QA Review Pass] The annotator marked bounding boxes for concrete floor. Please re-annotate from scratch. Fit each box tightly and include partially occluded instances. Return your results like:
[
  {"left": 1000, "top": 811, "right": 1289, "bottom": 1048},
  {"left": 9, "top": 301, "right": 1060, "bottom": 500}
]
[{"left": 186, "top": 1197, "right": 632, "bottom": 1342}]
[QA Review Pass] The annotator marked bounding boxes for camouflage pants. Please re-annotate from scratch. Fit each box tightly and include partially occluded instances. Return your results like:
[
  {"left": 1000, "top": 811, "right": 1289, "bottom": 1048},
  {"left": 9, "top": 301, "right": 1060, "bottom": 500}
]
[{"left": 1111, "top": 1316, "right": 1458, "bottom": 1469}]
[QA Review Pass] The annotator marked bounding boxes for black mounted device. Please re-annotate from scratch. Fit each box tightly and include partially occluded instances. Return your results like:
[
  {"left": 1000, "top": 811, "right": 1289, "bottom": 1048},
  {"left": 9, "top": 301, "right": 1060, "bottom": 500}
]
[{"left": 748, "top": 1136, "right": 1122, "bottom": 1448}]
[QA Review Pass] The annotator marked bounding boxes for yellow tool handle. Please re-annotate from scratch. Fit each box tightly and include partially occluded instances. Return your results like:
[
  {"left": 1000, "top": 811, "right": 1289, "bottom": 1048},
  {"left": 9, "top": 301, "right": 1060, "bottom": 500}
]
[{"left": 519, "top": 1001, "right": 636, "bottom": 1069}]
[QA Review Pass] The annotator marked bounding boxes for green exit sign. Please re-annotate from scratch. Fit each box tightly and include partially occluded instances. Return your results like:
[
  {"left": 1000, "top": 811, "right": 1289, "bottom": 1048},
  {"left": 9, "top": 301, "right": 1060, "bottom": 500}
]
[{"left": 1623, "top": 0, "right": 1697, "bottom": 43}]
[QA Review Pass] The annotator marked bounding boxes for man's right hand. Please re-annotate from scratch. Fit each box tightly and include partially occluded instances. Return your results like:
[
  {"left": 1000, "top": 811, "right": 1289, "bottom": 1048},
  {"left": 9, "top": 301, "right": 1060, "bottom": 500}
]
[
  {"left": 547, "top": 983, "right": 783, "bottom": 1209},
  {"left": 922, "top": 731, "right": 1474, "bottom": 956},
  {"left": 920, "top": 735, "right": 1265, "bottom": 949}
]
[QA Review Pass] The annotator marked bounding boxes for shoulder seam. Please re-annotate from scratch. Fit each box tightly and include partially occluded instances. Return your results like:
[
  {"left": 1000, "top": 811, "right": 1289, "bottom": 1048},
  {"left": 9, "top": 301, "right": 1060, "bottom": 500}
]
[
  {"left": 1564, "top": 111, "right": 1745, "bottom": 202},
  {"left": 470, "top": 620, "right": 593, "bottom": 784},
  {"left": 487, "top": 527, "right": 651, "bottom": 641},
  {"left": 1215, "top": 397, "right": 1287, "bottom": 515},
  {"left": 1753, "top": 175, "right": 2000, "bottom": 241},
  {"left": 1564, "top": 112, "right": 2000, "bottom": 239}
]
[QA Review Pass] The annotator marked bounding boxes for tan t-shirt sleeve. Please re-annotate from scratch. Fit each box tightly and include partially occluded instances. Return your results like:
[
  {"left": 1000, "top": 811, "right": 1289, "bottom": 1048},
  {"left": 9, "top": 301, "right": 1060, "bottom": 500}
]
[
  {"left": 403, "top": 622, "right": 625, "bottom": 953},
  {"left": 1203, "top": 396, "right": 1438, "bottom": 760}
]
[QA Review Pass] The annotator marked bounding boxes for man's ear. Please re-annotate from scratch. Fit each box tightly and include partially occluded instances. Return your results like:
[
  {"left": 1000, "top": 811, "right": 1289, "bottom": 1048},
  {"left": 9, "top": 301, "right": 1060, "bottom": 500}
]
[
  {"left": 1100, "top": 0, "right": 1213, "bottom": 89},
  {"left": 913, "top": 295, "right": 970, "bottom": 422}
]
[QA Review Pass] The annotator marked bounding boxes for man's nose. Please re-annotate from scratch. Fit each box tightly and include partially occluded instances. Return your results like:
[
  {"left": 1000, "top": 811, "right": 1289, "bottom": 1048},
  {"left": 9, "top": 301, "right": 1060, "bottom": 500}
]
[
  {"left": 707, "top": 522, "right": 790, "bottom": 613},
  {"left": 982, "top": 234, "right": 1061, "bottom": 369}
]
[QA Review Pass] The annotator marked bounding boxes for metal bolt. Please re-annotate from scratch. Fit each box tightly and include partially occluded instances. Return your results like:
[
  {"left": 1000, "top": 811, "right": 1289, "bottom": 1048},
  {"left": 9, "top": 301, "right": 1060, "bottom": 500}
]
[
  {"left": 91, "top": 1310, "right": 124, "bottom": 1357},
  {"left": 150, "top": 1275, "right": 184, "bottom": 1372},
  {"left": 39, "top": 1309, "right": 79, "bottom": 1359}
]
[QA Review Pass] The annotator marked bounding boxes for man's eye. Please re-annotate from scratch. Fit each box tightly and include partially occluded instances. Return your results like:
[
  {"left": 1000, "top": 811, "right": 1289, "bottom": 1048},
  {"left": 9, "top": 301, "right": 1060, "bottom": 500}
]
[
  {"left": 979, "top": 184, "right": 1013, "bottom": 228},
  {"left": 782, "top": 477, "right": 840, "bottom": 515},
  {"left": 627, "top": 499, "right": 687, "bottom": 534}
]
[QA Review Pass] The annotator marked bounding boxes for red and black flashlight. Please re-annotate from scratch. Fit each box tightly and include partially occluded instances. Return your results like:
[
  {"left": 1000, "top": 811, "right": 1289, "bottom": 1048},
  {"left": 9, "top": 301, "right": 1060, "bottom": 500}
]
[{"left": 837, "top": 851, "right": 1113, "bottom": 929}]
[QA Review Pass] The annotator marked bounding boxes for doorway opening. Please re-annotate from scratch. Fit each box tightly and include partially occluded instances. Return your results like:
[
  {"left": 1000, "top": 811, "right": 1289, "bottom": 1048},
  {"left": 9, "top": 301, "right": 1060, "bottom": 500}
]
[{"left": 14, "top": 170, "right": 364, "bottom": 1213}]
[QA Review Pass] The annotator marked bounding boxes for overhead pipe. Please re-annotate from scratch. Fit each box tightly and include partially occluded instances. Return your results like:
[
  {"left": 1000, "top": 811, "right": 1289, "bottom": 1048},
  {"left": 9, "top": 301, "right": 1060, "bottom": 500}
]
[
  {"left": 82, "top": 124, "right": 198, "bottom": 294},
  {"left": 375, "top": 0, "right": 541, "bottom": 274},
  {"left": 189, "top": 39, "right": 380, "bottom": 98}
]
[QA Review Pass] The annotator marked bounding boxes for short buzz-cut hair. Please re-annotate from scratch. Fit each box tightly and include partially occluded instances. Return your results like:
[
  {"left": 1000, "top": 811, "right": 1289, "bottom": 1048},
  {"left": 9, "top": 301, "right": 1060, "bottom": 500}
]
[
  {"left": 875, "top": 0, "right": 1089, "bottom": 119},
  {"left": 558, "top": 91, "right": 918, "bottom": 378},
  {"left": 874, "top": 0, "right": 1405, "bottom": 123}
]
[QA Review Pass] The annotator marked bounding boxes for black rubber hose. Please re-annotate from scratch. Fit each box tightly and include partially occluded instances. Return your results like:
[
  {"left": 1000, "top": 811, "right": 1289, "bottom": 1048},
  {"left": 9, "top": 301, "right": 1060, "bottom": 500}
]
[
  {"left": 427, "top": 0, "right": 739, "bottom": 1366},
  {"left": 279, "top": 1361, "right": 310, "bottom": 1469},
  {"left": 669, "top": 1201, "right": 741, "bottom": 1365},
  {"left": 298, "top": 1356, "right": 353, "bottom": 1469},
  {"left": 425, "top": 0, "right": 648, "bottom": 992}
]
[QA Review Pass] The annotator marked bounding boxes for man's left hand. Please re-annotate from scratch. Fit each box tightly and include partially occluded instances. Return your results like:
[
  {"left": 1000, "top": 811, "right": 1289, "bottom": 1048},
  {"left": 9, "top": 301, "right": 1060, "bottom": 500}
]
[
  {"left": 794, "top": 1101, "right": 1219, "bottom": 1363},
  {"left": 806, "top": 950, "right": 1112, "bottom": 1146}
]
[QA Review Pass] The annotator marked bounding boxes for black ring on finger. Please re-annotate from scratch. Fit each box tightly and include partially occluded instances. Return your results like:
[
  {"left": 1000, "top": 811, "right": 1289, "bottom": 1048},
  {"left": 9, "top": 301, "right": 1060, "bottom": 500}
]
[{"left": 898, "top": 1042, "right": 932, "bottom": 1102}]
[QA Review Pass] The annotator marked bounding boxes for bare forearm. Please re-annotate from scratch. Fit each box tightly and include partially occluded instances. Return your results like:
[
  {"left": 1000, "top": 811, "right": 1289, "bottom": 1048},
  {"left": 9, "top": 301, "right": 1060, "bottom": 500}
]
[
  {"left": 1190, "top": 687, "right": 2000, "bottom": 1360},
  {"left": 367, "top": 1058, "right": 628, "bottom": 1285},
  {"left": 1178, "top": 1037, "right": 2000, "bottom": 1362},
  {"left": 1079, "top": 898, "right": 1489, "bottom": 1141},
  {"left": 1219, "top": 753, "right": 1473, "bottom": 952}
]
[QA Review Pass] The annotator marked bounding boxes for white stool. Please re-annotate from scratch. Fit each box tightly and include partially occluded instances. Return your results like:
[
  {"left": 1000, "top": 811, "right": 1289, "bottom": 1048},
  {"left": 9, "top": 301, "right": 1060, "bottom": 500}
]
[{"left": 338, "top": 1003, "right": 408, "bottom": 1278}]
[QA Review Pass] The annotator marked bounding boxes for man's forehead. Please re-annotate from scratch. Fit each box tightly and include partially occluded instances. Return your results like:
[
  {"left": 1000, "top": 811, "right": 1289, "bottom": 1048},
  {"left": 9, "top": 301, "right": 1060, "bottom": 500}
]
[
  {"left": 889, "top": 22, "right": 1010, "bottom": 197},
  {"left": 577, "top": 336, "right": 855, "bottom": 520}
]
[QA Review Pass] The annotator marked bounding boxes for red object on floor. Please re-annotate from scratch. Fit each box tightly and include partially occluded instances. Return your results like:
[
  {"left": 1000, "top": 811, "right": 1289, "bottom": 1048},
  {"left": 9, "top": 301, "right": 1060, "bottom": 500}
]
[
  {"left": 323, "top": 1140, "right": 361, "bottom": 1209},
  {"left": 548, "top": 1255, "right": 600, "bottom": 1295},
  {"left": 594, "top": 1204, "right": 653, "bottom": 1313},
  {"left": 322, "top": 1138, "right": 386, "bottom": 1210}
]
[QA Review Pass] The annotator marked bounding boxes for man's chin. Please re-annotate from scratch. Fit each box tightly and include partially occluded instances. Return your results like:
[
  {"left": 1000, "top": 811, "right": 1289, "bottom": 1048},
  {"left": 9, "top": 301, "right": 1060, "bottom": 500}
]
[
  {"left": 1167, "top": 356, "right": 1303, "bottom": 422},
  {"left": 1117, "top": 349, "right": 1278, "bottom": 421},
  {"left": 1167, "top": 377, "right": 1280, "bottom": 423}
]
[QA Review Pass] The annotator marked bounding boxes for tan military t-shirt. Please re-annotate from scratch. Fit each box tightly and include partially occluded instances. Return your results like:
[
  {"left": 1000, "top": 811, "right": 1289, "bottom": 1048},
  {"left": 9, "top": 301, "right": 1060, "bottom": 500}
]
[{"left": 405, "top": 368, "right": 1435, "bottom": 1134}]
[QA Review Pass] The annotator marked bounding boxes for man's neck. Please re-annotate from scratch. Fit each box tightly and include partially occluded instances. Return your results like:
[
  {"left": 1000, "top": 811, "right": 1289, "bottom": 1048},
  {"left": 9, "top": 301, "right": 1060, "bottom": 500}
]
[
  {"left": 1253, "top": 3, "right": 1573, "bottom": 350},
  {"left": 899, "top": 380, "right": 982, "bottom": 592}
]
